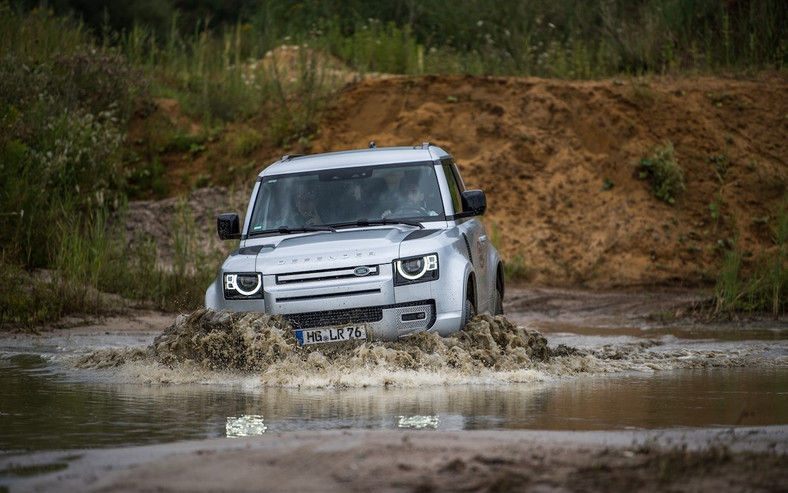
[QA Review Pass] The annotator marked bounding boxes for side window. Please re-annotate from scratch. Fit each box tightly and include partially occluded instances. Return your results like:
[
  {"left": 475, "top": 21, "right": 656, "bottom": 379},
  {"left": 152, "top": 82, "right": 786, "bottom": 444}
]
[{"left": 442, "top": 162, "right": 464, "bottom": 214}]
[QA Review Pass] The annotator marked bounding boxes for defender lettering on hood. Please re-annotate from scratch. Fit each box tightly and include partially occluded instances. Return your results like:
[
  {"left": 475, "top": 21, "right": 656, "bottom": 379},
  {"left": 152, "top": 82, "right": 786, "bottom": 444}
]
[
  {"left": 278, "top": 252, "right": 376, "bottom": 265},
  {"left": 206, "top": 142, "right": 504, "bottom": 344}
]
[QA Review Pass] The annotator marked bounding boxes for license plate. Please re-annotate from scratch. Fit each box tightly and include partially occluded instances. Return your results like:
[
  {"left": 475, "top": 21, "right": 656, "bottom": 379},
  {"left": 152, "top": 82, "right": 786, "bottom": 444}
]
[{"left": 295, "top": 325, "right": 367, "bottom": 346}]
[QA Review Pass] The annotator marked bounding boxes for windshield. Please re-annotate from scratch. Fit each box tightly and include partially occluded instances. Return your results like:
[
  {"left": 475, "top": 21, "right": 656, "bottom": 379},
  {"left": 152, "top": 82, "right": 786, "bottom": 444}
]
[{"left": 248, "top": 163, "right": 445, "bottom": 234}]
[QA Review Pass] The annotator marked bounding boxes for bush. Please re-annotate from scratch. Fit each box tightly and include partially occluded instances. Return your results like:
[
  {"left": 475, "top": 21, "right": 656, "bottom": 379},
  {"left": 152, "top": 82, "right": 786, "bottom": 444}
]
[{"left": 634, "top": 141, "right": 685, "bottom": 205}]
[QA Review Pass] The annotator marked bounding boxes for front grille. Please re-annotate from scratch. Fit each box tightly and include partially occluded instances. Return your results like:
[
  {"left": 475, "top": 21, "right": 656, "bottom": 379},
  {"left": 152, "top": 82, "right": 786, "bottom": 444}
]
[
  {"left": 284, "top": 300, "right": 435, "bottom": 330},
  {"left": 276, "top": 265, "right": 379, "bottom": 284},
  {"left": 277, "top": 288, "right": 381, "bottom": 302},
  {"left": 285, "top": 306, "right": 383, "bottom": 329}
]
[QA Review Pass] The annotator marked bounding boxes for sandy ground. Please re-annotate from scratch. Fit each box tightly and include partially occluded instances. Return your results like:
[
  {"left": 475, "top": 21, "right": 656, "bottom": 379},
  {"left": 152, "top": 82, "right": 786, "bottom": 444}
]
[{"left": 6, "top": 427, "right": 787, "bottom": 492}]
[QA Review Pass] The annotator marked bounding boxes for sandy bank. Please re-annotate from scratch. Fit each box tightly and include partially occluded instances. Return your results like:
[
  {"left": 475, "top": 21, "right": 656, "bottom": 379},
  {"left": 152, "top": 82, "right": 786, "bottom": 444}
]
[{"left": 5, "top": 427, "right": 786, "bottom": 492}]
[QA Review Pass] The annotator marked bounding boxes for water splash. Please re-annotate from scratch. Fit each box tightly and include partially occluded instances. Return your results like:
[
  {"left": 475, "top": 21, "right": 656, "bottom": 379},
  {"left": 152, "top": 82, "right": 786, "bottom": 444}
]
[{"left": 72, "top": 309, "right": 783, "bottom": 388}]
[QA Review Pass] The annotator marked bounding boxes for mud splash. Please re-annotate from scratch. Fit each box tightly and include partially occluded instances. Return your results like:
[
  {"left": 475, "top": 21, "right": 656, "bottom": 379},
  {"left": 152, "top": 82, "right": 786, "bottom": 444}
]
[{"left": 73, "top": 309, "right": 783, "bottom": 388}]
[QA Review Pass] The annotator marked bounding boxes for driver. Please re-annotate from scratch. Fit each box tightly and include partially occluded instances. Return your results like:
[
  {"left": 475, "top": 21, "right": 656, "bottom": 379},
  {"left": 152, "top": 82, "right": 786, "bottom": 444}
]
[
  {"left": 381, "top": 179, "right": 426, "bottom": 218},
  {"left": 293, "top": 187, "right": 323, "bottom": 226}
]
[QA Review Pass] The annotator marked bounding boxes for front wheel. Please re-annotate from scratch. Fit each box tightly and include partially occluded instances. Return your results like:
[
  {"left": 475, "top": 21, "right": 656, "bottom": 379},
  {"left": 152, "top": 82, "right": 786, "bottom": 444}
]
[{"left": 461, "top": 296, "right": 476, "bottom": 328}]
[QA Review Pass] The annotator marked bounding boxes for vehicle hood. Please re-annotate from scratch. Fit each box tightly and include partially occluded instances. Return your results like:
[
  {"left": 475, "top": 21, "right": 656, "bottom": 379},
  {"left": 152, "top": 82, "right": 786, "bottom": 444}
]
[{"left": 244, "top": 227, "right": 430, "bottom": 274}]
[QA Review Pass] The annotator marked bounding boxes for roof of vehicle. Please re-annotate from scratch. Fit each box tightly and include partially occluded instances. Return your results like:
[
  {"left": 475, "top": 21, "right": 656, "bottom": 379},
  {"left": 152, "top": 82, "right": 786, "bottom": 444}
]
[{"left": 259, "top": 143, "right": 450, "bottom": 177}]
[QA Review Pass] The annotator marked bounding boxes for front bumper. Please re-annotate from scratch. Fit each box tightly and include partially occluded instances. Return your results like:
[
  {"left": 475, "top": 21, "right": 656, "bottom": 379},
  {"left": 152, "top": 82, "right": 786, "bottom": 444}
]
[
  {"left": 284, "top": 299, "right": 436, "bottom": 341},
  {"left": 206, "top": 260, "right": 463, "bottom": 341}
]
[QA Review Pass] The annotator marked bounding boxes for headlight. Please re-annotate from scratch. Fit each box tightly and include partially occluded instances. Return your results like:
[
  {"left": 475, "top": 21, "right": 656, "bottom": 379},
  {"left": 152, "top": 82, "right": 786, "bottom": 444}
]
[
  {"left": 394, "top": 254, "right": 439, "bottom": 285},
  {"left": 224, "top": 273, "right": 263, "bottom": 299}
]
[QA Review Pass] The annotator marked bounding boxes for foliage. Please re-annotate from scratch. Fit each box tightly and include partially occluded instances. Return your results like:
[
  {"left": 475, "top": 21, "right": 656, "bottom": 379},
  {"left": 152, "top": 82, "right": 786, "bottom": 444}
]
[
  {"left": 0, "top": 7, "right": 149, "bottom": 270},
  {"left": 504, "top": 254, "right": 530, "bottom": 282},
  {"left": 489, "top": 222, "right": 530, "bottom": 282},
  {"left": 634, "top": 141, "right": 685, "bottom": 205},
  {"left": 35, "top": 0, "right": 788, "bottom": 76},
  {"left": 713, "top": 203, "right": 788, "bottom": 317}
]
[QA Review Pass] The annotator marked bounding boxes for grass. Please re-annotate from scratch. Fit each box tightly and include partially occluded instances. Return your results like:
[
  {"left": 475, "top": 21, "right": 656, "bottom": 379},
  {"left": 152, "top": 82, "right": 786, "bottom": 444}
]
[
  {"left": 713, "top": 203, "right": 788, "bottom": 317},
  {"left": 95, "top": 200, "right": 223, "bottom": 313},
  {"left": 504, "top": 254, "right": 530, "bottom": 282}
]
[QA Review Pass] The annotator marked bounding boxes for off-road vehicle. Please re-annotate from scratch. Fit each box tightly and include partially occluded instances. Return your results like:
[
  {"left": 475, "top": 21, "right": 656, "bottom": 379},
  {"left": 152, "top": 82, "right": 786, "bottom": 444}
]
[{"left": 206, "top": 143, "right": 504, "bottom": 345}]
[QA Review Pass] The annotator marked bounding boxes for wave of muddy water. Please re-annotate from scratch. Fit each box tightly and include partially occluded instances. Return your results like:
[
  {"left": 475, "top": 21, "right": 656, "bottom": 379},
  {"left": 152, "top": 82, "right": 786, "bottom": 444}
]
[{"left": 71, "top": 296, "right": 787, "bottom": 389}]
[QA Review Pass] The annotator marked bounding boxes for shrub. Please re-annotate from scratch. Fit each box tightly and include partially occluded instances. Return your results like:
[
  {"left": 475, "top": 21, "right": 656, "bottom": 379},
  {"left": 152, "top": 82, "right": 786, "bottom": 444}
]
[{"left": 634, "top": 141, "right": 685, "bottom": 205}]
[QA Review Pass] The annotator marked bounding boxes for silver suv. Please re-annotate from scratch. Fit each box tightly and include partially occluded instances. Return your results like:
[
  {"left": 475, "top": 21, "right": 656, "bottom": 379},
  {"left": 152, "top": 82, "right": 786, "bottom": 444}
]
[{"left": 205, "top": 143, "right": 504, "bottom": 345}]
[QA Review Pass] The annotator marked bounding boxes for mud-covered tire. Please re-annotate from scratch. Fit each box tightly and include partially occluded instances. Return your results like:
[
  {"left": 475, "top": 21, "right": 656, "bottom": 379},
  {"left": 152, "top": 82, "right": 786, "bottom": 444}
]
[
  {"left": 462, "top": 296, "right": 476, "bottom": 328},
  {"left": 493, "top": 285, "right": 504, "bottom": 316}
]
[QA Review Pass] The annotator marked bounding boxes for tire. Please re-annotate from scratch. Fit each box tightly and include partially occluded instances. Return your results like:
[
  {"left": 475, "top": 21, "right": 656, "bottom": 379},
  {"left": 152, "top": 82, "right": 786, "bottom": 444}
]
[
  {"left": 493, "top": 285, "right": 504, "bottom": 316},
  {"left": 462, "top": 295, "right": 476, "bottom": 328}
]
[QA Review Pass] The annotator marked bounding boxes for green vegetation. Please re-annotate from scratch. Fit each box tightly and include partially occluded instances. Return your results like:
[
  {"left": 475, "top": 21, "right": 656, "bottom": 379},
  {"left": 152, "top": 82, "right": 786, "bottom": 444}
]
[
  {"left": 713, "top": 204, "right": 788, "bottom": 317},
  {"left": 504, "top": 254, "right": 531, "bottom": 282},
  {"left": 634, "top": 141, "right": 685, "bottom": 205},
  {"left": 0, "top": 6, "right": 218, "bottom": 328},
  {"left": 1, "top": 1, "right": 786, "bottom": 328},
  {"left": 32, "top": 0, "right": 788, "bottom": 77}
]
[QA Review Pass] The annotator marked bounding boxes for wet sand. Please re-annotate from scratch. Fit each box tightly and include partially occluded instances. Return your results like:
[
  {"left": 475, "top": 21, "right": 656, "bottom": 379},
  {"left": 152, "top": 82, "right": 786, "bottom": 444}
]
[{"left": 6, "top": 427, "right": 787, "bottom": 492}]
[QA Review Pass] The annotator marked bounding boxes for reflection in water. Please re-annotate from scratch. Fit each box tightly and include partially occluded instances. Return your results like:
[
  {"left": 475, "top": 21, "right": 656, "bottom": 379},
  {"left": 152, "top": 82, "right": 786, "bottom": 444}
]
[
  {"left": 397, "top": 415, "right": 440, "bottom": 429},
  {"left": 226, "top": 415, "right": 267, "bottom": 437}
]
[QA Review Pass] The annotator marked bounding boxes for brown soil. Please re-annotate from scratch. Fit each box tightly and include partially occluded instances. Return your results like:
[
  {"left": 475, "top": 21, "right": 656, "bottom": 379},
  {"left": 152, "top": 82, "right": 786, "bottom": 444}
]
[{"left": 135, "top": 72, "right": 788, "bottom": 288}]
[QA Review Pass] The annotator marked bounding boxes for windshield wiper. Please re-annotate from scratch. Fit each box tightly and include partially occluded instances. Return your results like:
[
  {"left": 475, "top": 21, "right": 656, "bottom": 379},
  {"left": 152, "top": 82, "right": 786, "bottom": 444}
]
[
  {"left": 332, "top": 218, "right": 424, "bottom": 229},
  {"left": 248, "top": 225, "right": 336, "bottom": 236}
]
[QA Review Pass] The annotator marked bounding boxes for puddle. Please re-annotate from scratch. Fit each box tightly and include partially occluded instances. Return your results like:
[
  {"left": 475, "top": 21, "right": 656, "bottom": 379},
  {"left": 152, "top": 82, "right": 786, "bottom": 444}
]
[{"left": 1, "top": 288, "right": 786, "bottom": 459}]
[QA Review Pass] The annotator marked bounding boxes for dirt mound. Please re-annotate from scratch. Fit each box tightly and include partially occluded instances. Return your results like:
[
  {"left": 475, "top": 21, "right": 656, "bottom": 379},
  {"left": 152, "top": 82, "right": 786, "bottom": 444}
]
[
  {"left": 256, "top": 44, "right": 359, "bottom": 85},
  {"left": 310, "top": 73, "right": 788, "bottom": 287},
  {"left": 136, "top": 73, "right": 787, "bottom": 288}
]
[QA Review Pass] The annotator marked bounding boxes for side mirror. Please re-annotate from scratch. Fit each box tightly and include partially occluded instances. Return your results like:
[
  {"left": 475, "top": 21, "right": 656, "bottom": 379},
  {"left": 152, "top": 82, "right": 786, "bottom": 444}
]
[
  {"left": 217, "top": 213, "right": 241, "bottom": 240},
  {"left": 458, "top": 190, "right": 487, "bottom": 217}
]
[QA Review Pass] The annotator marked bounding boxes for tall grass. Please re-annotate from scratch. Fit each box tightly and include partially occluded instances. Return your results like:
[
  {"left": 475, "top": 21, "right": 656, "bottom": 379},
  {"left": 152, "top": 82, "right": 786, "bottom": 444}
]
[
  {"left": 0, "top": 7, "right": 144, "bottom": 269},
  {"left": 714, "top": 204, "right": 788, "bottom": 317},
  {"left": 95, "top": 200, "right": 222, "bottom": 313},
  {"left": 0, "top": 7, "right": 216, "bottom": 328},
  {"left": 243, "top": 0, "right": 787, "bottom": 76},
  {"left": 114, "top": 0, "right": 787, "bottom": 129}
]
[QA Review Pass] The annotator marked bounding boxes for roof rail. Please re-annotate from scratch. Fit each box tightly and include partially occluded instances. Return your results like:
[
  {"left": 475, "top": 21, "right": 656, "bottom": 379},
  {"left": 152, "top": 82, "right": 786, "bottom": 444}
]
[
  {"left": 281, "top": 154, "right": 306, "bottom": 162},
  {"left": 422, "top": 142, "right": 432, "bottom": 149}
]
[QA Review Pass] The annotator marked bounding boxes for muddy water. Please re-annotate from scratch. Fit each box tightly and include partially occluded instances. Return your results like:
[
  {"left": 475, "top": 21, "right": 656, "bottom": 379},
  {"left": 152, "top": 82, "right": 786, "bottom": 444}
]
[{"left": 1, "top": 289, "right": 786, "bottom": 454}]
